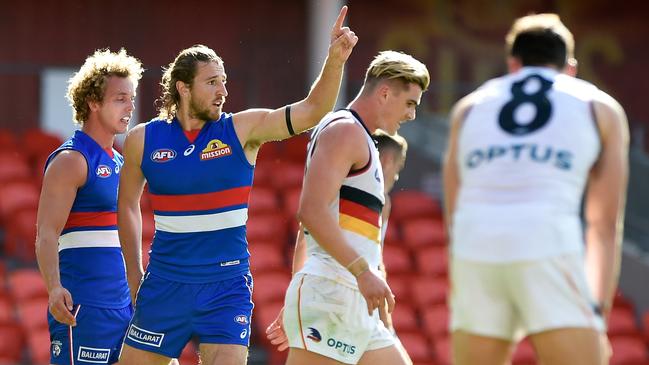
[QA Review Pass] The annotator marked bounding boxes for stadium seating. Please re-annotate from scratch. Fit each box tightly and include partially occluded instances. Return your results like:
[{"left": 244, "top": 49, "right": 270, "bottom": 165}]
[
  {"left": 248, "top": 186, "right": 280, "bottom": 215},
  {"left": 399, "top": 331, "right": 435, "bottom": 363},
  {"left": 391, "top": 303, "right": 419, "bottom": 332},
  {"left": 382, "top": 244, "right": 414, "bottom": 275},
  {"left": 248, "top": 241, "right": 288, "bottom": 273},
  {"left": 0, "top": 324, "right": 24, "bottom": 364},
  {"left": 609, "top": 336, "right": 649, "bottom": 365},
  {"left": 401, "top": 218, "right": 446, "bottom": 249},
  {"left": 7, "top": 268, "right": 47, "bottom": 302},
  {"left": 390, "top": 190, "right": 443, "bottom": 222}
]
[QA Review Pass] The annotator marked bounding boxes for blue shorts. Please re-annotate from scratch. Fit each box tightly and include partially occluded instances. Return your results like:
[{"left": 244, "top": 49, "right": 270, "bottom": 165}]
[
  {"left": 124, "top": 271, "right": 254, "bottom": 358},
  {"left": 48, "top": 304, "right": 133, "bottom": 365}
]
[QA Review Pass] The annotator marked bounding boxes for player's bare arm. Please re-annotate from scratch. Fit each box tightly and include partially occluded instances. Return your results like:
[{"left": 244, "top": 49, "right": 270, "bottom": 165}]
[
  {"left": 442, "top": 94, "right": 474, "bottom": 229},
  {"left": 584, "top": 92, "right": 629, "bottom": 320},
  {"left": 298, "top": 120, "right": 395, "bottom": 315},
  {"left": 232, "top": 6, "right": 358, "bottom": 157},
  {"left": 117, "top": 123, "right": 147, "bottom": 303},
  {"left": 35, "top": 150, "right": 87, "bottom": 326}
]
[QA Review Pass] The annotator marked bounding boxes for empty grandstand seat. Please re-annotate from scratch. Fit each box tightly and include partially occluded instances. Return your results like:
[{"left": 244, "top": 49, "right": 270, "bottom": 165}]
[
  {"left": 422, "top": 305, "right": 449, "bottom": 338},
  {"left": 269, "top": 162, "right": 304, "bottom": 190},
  {"left": 411, "top": 277, "right": 448, "bottom": 308},
  {"left": 280, "top": 134, "right": 309, "bottom": 164},
  {"left": 0, "top": 180, "right": 39, "bottom": 219},
  {"left": 401, "top": 218, "right": 446, "bottom": 248},
  {"left": 16, "top": 297, "right": 48, "bottom": 331},
  {"left": 248, "top": 242, "right": 287, "bottom": 273},
  {"left": 415, "top": 245, "right": 448, "bottom": 277},
  {"left": 609, "top": 336, "right": 649, "bottom": 365},
  {"left": 399, "top": 331, "right": 434, "bottom": 363},
  {"left": 0, "top": 297, "right": 16, "bottom": 325},
  {"left": 0, "top": 150, "right": 31, "bottom": 183},
  {"left": 7, "top": 268, "right": 47, "bottom": 302},
  {"left": 247, "top": 214, "right": 289, "bottom": 244},
  {"left": 386, "top": 274, "right": 412, "bottom": 305},
  {"left": 608, "top": 306, "right": 641, "bottom": 336},
  {"left": 280, "top": 186, "right": 301, "bottom": 224},
  {"left": 179, "top": 341, "right": 200, "bottom": 365},
  {"left": 0, "top": 129, "right": 19, "bottom": 151},
  {"left": 0, "top": 324, "right": 24, "bottom": 364},
  {"left": 256, "top": 141, "right": 281, "bottom": 164},
  {"left": 251, "top": 271, "right": 291, "bottom": 304},
  {"left": 3, "top": 207, "right": 38, "bottom": 262},
  {"left": 432, "top": 335, "right": 452, "bottom": 365},
  {"left": 390, "top": 190, "right": 442, "bottom": 222},
  {"left": 382, "top": 244, "right": 413, "bottom": 275},
  {"left": 22, "top": 128, "right": 63, "bottom": 164},
  {"left": 383, "top": 221, "right": 401, "bottom": 244},
  {"left": 391, "top": 303, "right": 419, "bottom": 332},
  {"left": 512, "top": 338, "right": 536, "bottom": 364},
  {"left": 26, "top": 327, "right": 51, "bottom": 365},
  {"left": 248, "top": 186, "right": 280, "bottom": 215}
]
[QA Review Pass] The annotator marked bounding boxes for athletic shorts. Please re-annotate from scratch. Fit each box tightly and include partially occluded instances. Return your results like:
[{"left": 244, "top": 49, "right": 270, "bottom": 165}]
[
  {"left": 283, "top": 273, "right": 395, "bottom": 364},
  {"left": 450, "top": 254, "right": 605, "bottom": 342},
  {"left": 48, "top": 304, "right": 133, "bottom": 364},
  {"left": 123, "top": 271, "right": 254, "bottom": 358}
]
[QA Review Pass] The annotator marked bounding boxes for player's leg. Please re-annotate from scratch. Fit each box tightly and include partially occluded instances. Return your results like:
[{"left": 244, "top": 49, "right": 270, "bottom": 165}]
[
  {"left": 512, "top": 254, "right": 607, "bottom": 365},
  {"left": 529, "top": 328, "right": 603, "bottom": 365},
  {"left": 452, "top": 330, "right": 514, "bottom": 365},
  {"left": 357, "top": 344, "right": 411, "bottom": 365},
  {"left": 195, "top": 273, "right": 254, "bottom": 365},
  {"left": 119, "top": 345, "right": 175, "bottom": 365},
  {"left": 286, "top": 347, "right": 346, "bottom": 365},
  {"left": 450, "top": 258, "right": 518, "bottom": 365}
]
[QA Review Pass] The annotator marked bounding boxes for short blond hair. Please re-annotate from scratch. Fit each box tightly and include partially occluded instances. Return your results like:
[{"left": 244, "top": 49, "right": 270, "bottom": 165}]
[
  {"left": 505, "top": 13, "right": 574, "bottom": 67},
  {"left": 363, "top": 51, "right": 430, "bottom": 93},
  {"left": 373, "top": 129, "right": 408, "bottom": 160},
  {"left": 67, "top": 49, "right": 143, "bottom": 125}
]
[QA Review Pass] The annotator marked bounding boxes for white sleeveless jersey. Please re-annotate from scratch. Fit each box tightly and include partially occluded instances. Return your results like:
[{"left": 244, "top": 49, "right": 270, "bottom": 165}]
[
  {"left": 452, "top": 67, "right": 601, "bottom": 262},
  {"left": 300, "top": 109, "right": 385, "bottom": 288}
]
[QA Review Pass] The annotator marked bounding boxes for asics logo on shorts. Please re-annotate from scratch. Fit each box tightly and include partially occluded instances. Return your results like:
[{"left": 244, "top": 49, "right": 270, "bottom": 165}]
[
  {"left": 77, "top": 346, "right": 110, "bottom": 363},
  {"left": 127, "top": 324, "right": 164, "bottom": 347},
  {"left": 307, "top": 327, "right": 322, "bottom": 342}
]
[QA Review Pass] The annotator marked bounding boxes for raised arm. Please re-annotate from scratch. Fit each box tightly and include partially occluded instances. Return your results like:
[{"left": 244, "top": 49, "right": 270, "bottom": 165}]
[
  {"left": 233, "top": 6, "right": 358, "bottom": 151},
  {"left": 117, "top": 124, "right": 147, "bottom": 303},
  {"left": 35, "top": 150, "right": 87, "bottom": 326},
  {"left": 584, "top": 93, "right": 629, "bottom": 321}
]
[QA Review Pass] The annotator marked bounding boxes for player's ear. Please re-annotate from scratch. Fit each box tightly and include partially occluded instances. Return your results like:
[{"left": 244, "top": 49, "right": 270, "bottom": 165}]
[
  {"left": 564, "top": 58, "right": 578, "bottom": 77},
  {"left": 506, "top": 56, "right": 522, "bottom": 73}
]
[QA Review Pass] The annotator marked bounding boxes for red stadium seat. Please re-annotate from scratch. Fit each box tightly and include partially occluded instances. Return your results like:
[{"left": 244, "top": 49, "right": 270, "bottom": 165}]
[
  {"left": 3, "top": 207, "right": 38, "bottom": 262},
  {"left": 383, "top": 221, "right": 401, "bottom": 244},
  {"left": 280, "top": 134, "right": 309, "bottom": 164},
  {"left": 7, "top": 268, "right": 47, "bottom": 302},
  {"left": 391, "top": 303, "right": 419, "bottom": 332},
  {"left": 16, "top": 297, "right": 48, "bottom": 331},
  {"left": 386, "top": 274, "right": 412, "bottom": 305},
  {"left": 390, "top": 190, "right": 442, "bottom": 222},
  {"left": 256, "top": 141, "right": 281, "bottom": 164},
  {"left": 248, "top": 186, "right": 280, "bottom": 215},
  {"left": 179, "top": 341, "right": 200, "bottom": 365},
  {"left": 0, "top": 324, "right": 24, "bottom": 364},
  {"left": 249, "top": 242, "right": 288, "bottom": 274},
  {"left": 0, "top": 150, "right": 31, "bottom": 183},
  {"left": 432, "top": 335, "right": 452, "bottom": 365},
  {"left": 0, "top": 180, "right": 39, "bottom": 219},
  {"left": 26, "top": 327, "right": 51, "bottom": 365},
  {"left": 512, "top": 338, "right": 536, "bottom": 364},
  {"left": 608, "top": 307, "right": 641, "bottom": 337},
  {"left": 421, "top": 305, "right": 449, "bottom": 339},
  {"left": 0, "top": 297, "right": 16, "bottom": 326},
  {"left": 382, "top": 244, "right": 414, "bottom": 275},
  {"left": 0, "top": 129, "right": 19, "bottom": 152},
  {"left": 22, "top": 128, "right": 63, "bottom": 164},
  {"left": 411, "top": 277, "right": 449, "bottom": 309},
  {"left": 269, "top": 162, "right": 304, "bottom": 190},
  {"left": 415, "top": 245, "right": 448, "bottom": 277},
  {"left": 252, "top": 271, "right": 291, "bottom": 304},
  {"left": 247, "top": 214, "right": 289, "bottom": 245},
  {"left": 401, "top": 218, "right": 446, "bottom": 249},
  {"left": 609, "top": 336, "right": 649, "bottom": 365},
  {"left": 399, "top": 331, "right": 434, "bottom": 363}
]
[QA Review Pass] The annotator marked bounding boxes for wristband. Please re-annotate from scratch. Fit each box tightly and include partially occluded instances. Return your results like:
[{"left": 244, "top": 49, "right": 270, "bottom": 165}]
[{"left": 346, "top": 256, "right": 369, "bottom": 277}]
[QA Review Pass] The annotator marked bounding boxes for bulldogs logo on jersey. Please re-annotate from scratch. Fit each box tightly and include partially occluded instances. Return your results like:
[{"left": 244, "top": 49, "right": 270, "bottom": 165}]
[
  {"left": 151, "top": 149, "right": 177, "bottom": 163},
  {"left": 201, "top": 139, "right": 232, "bottom": 161},
  {"left": 96, "top": 165, "right": 112, "bottom": 178}
]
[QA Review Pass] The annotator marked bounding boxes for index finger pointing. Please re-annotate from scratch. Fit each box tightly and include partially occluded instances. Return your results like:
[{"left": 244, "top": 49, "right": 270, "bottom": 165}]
[{"left": 332, "top": 5, "right": 348, "bottom": 31}]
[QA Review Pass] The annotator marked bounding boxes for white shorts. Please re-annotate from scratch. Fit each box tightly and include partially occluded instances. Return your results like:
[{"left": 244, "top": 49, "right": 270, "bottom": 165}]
[
  {"left": 283, "top": 273, "right": 395, "bottom": 364},
  {"left": 450, "top": 254, "right": 605, "bottom": 342}
]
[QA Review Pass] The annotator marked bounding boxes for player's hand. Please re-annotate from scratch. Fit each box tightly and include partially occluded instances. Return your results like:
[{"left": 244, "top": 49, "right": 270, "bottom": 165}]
[
  {"left": 127, "top": 271, "right": 144, "bottom": 305},
  {"left": 356, "top": 270, "right": 396, "bottom": 316},
  {"left": 265, "top": 307, "right": 289, "bottom": 351},
  {"left": 328, "top": 6, "right": 358, "bottom": 64},
  {"left": 48, "top": 285, "right": 76, "bottom": 326}
]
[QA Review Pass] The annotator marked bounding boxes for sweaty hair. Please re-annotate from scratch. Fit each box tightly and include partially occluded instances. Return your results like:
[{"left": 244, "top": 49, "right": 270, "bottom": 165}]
[
  {"left": 505, "top": 13, "right": 575, "bottom": 69},
  {"left": 66, "top": 49, "right": 143, "bottom": 125},
  {"left": 157, "top": 44, "right": 223, "bottom": 120},
  {"left": 362, "top": 51, "right": 430, "bottom": 94},
  {"left": 373, "top": 129, "right": 408, "bottom": 161}
]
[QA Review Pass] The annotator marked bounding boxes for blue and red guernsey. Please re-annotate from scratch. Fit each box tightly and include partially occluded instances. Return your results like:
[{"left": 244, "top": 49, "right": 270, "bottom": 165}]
[
  {"left": 141, "top": 113, "right": 254, "bottom": 283},
  {"left": 46, "top": 130, "right": 129, "bottom": 308}
]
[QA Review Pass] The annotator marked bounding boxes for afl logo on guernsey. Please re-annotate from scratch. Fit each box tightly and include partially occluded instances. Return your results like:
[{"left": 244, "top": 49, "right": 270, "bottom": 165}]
[
  {"left": 96, "top": 165, "right": 112, "bottom": 178},
  {"left": 151, "top": 149, "right": 177, "bottom": 163},
  {"left": 201, "top": 139, "right": 232, "bottom": 161}
]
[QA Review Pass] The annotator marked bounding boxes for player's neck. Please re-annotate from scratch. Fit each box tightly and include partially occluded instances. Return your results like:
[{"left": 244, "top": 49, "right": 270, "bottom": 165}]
[
  {"left": 176, "top": 107, "right": 207, "bottom": 131},
  {"left": 81, "top": 118, "right": 116, "bottom": 149},
  {"left": 347, "top": 97, "right": 379, "bottom": 134}
]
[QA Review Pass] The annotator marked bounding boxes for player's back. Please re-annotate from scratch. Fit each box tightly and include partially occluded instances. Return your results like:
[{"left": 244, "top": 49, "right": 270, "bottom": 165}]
[{"left": 453, "top": 67, "right": 601, "bottom": 262}]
